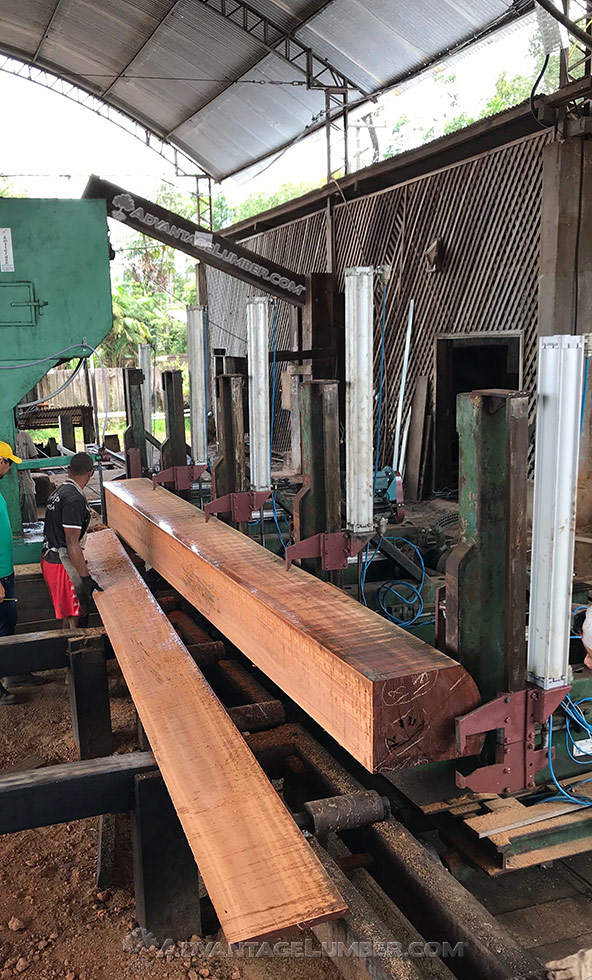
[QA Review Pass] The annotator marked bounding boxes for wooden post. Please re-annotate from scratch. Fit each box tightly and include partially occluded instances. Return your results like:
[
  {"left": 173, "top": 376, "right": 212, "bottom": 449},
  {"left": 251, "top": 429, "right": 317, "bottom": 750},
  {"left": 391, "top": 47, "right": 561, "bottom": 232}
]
[
  {"left": 161, "top": 370, "right": 187, "bottom": 473},
  {"left": 131, "top": 772, "right": 202, "bottom": 943},
  {"left": 211, "top": 375, "right": 246, "bottom": 500},
  {"left": 539, "top": 136, "right": 592, "bottom": 573},
  {"left": 59, "top": 414, "right": 76, "bottom": 452},
  {"left": 292, "top": 380, "right": 341, "bottom": 580},
  {"left": 96, "top": 813, "right": 116, "bottom": 889},
  {"left": 123, "top": 368, "right": 148, "bottom": 473},
  {"left": 301, "top": 273, "right": 339, "bottom": 381},
  {"left": 81, "top": 406, "right": 96, "bottom": 445},
  {"left": 67, "top": 634, "right": 112, "bottom": 760}
]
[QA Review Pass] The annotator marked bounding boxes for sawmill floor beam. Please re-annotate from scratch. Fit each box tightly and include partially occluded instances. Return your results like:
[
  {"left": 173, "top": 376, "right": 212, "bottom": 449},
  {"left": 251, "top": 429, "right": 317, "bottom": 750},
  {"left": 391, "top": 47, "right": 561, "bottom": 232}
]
[
  {"left": 0, "top": 752, "right": 157, "bottom": 833},
  {"left": 131, "top": 771, "right": 202, "bottom": 944},
  {"left": 246, "top": 724, "right": 548, "bottom": 980},
  {"left": 311, "top": 840, "right": 454, "bottom": 980},
  {"left": 0, "top": 627, "right": 109, "bottom": 674},
  {"left": 67, "top": 632, "right": 113, "bottom": 760},
  {"left": 0, "top": 726, "right": 547, "bottom": 977}
]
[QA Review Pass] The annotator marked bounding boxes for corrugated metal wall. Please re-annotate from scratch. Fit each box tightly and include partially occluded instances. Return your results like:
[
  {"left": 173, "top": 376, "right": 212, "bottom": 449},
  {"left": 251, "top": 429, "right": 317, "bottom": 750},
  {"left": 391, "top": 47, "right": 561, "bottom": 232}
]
[{"left": 207, "top": 130, "right": 551, "bottom": 465}]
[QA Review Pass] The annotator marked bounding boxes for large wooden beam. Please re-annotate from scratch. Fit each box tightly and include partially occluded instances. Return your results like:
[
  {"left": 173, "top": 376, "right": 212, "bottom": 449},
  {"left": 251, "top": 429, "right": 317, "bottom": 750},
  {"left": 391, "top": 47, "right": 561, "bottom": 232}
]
[
  {"left": 86, "top": 528, "right": 346, "bottom": 944},
  {"left": 102, "top": 480, "right": 482, "bottom": 772}
]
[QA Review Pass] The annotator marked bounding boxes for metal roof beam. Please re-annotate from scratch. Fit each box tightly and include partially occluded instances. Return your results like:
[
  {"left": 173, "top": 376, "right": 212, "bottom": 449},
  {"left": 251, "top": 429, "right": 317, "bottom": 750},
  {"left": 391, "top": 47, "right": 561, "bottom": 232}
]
[
  {"left": 194, "top": 0, "right": 364, "bottom": 92},
  {"left": 100, "top": 0, "right": 182, "bottom": 99},
  {"left": 32, "top": 0, "right": 64, "bottom": 64},
  {"left": 164, "top": 0, "right": 363, "bottom": 142}
]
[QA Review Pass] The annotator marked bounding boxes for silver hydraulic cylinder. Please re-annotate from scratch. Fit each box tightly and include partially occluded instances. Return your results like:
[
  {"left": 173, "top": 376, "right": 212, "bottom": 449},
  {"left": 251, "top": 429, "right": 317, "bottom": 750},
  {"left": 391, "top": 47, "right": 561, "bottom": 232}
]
[
  {"left": 138, "top": 343, "right": 153, "bottom": 467},
  {"left": 186, "top": 305, "right": 208, "bottom": 466},
  {"left": 528, "top": 334, "right": 586, "bottom": 689},
  {"left": 247, "top": 296, "right": 271, "bottom": 492},
  {"left": 345, "top": 267, "right": 374, "bottom": 534}
]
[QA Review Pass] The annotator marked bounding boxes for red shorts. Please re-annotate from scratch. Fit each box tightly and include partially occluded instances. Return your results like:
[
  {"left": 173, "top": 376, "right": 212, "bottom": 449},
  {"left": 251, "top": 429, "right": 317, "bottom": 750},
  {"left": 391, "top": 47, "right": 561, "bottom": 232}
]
[{"left": 41, "top": 557, "right": 82, "bottom": 619}]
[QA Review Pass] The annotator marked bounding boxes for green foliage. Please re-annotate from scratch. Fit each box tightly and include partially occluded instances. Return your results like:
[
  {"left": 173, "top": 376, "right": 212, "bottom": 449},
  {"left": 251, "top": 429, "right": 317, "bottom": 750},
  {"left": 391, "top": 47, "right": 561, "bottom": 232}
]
[
  {"left": 234, "top": 181, "right": 322, "bottom": 222},
  {"left": 480, "top": 72, "right": 532, "bottom": 117},
  {"left": 106, "top": 176, "right": 324, "bottom": 365},
  {"left": 443, "top": 112, "right": 475, "bottom": 135},
  {"left": 103, "top": 182, "right": 197, "bottom": 366},
  {"left": 212, "top": 193, "right": 236, "bottom": 230},
  {"left": 0, "top": 178, "right": 26, "bottom": 198},
  {"left": 211, "top": 181, "right": 324, "bottom": 228},
  {"left": 383, "top": 27, "right": 561, "bottom": 150},
  {"left": 385, "top": 115, "right": 410, "bottom": 157}
]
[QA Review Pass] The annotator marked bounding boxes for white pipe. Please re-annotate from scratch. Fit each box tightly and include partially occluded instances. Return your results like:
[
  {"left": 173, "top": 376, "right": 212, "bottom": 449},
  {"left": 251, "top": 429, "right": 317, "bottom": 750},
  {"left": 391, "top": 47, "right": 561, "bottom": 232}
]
[
  {"left": 345, "top": 267, "right": 374, "bottom": 533},
  {"left": 247, "top": 297, "right": 271, "bottom": 491},
  {"left": 392, "top": 300, "right": 414, "bottom": 470},
  {"left": 186, "top": 305, "right": 208, "bottom": 466},
  {"left": 528, "top": 334, "right": 585, "bottom": 690},
  {"left": 398, "top": 406, "right": 412, "bottom": 476},
  {"left": 138, "top": 343, "right": 153, "bottom": 467},
  {"left": 290, "top": 374, "right": 301, "bottom": 474}
]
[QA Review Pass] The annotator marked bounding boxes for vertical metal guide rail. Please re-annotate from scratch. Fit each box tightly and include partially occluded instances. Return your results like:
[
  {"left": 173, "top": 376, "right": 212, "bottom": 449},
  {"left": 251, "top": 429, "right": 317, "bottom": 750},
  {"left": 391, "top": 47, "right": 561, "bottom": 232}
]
[{"left": 455, "top": 335, "right": 587, "bottom": 794}]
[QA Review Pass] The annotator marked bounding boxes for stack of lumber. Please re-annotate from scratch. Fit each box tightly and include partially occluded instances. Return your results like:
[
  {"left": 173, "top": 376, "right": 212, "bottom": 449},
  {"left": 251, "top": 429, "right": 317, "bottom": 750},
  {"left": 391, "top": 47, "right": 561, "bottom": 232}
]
[
  {"left": 101, "top": 480, "right": 483, "bottom": 773},
  {"left": 420, "top": 776, "right": 592, "bottom": 873},
  {"left": 86, "top": 529, "right": 347, "bottom": 943}
]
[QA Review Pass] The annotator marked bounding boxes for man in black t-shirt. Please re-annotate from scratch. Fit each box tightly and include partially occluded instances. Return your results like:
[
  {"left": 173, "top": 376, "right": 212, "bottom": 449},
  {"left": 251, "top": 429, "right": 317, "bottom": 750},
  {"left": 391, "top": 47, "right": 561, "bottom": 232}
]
[{"left": 41, "top": 452, "right": 103, "bottom": 628}]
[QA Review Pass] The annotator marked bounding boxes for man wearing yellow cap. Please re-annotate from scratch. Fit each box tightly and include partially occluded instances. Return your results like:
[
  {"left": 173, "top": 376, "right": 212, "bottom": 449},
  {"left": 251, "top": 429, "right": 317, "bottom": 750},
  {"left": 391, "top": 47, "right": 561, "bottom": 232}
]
[{"left": 0, "top": 441, "right": 22, "bottom": 705}]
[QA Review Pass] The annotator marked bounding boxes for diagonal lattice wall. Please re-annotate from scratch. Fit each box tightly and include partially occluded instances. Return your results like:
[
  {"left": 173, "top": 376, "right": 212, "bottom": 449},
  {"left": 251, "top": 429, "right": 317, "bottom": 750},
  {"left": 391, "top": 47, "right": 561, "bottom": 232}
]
[{"left": 207, "top": 130, "right": 552, "bottom": 465}]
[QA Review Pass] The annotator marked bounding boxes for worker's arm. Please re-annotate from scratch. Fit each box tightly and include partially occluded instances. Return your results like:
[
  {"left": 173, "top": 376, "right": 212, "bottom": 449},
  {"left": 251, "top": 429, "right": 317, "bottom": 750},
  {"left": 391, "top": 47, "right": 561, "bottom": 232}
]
[
  {"left": 64, "top": 527, "right": 102, "bottom": 595},
  {"left": 0, "top": 580, "right": 4, "bottom": 604}
]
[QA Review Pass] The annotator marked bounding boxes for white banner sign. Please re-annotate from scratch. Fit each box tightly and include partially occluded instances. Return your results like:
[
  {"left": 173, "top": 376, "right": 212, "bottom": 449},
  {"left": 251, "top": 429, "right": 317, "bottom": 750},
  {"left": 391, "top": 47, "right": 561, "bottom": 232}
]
[{"left": 0, "top": 228, "right": 14, "bottom": 272}]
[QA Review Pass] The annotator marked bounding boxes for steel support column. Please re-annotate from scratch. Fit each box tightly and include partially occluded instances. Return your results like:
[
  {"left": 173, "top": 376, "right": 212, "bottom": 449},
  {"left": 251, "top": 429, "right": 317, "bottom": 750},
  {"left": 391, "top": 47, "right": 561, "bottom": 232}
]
[{"left": 123, "top": 368, "right": 147, "bottom": 475}]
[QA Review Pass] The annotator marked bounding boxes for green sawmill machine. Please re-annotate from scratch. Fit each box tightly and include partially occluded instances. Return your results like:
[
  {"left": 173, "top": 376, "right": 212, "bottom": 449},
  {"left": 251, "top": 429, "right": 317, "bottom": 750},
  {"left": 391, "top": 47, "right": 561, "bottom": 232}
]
[{"left": 0, "top": 198, "right": 113, "bottom": 562}]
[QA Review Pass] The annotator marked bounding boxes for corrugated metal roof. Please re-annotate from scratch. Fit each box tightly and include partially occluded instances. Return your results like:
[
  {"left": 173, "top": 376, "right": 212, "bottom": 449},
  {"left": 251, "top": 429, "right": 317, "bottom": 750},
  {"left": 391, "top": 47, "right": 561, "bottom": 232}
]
[{"left": 0, "top": 0, "right": 530, "bottom": 180}]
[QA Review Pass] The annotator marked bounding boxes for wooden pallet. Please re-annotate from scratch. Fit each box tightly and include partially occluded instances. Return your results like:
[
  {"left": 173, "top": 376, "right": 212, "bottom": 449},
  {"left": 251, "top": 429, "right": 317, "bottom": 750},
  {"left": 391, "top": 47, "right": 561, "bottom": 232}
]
[{"left": 429, "top": 777, "right": 592, "bottom": 873}]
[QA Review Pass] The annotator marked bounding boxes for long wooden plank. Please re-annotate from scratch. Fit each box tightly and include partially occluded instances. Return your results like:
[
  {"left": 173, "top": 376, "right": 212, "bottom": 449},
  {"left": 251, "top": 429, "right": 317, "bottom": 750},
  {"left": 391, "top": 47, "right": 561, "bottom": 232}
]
[
  {"left": 466, "top": 800, "right": 586, "bottom": 838},
  {"left": 86, "top": 529, "right": 346, "bottom": 944},
  {"left": 404, "top": 377, "right": 428, "bottom": 502},
  {"left": 102, "top": 480, "right": 482, "bottom": 772}
]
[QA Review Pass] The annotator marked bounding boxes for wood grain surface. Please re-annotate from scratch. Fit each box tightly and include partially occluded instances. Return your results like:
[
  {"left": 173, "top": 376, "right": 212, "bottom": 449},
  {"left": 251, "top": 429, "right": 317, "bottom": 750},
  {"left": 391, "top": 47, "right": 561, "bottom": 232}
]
[
  {"left": 102, "top": 480, "right": 483, "bottom": 772},
  {"left": 87, "top": 528, "right": 347, "bottom": 944}
]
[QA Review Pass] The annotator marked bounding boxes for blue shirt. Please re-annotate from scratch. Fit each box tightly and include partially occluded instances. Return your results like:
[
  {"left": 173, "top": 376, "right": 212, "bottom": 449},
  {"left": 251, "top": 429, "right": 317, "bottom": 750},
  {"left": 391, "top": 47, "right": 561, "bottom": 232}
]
[{"left": 0, "top": 492, "right": 13, "bottom": 578}]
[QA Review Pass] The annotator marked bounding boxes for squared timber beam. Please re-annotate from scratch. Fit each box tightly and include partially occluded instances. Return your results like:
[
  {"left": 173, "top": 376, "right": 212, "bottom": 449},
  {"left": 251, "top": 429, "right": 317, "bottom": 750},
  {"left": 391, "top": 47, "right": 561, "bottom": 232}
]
[{"left": 100, "top": 480, "right": 482, "bottom": 773}]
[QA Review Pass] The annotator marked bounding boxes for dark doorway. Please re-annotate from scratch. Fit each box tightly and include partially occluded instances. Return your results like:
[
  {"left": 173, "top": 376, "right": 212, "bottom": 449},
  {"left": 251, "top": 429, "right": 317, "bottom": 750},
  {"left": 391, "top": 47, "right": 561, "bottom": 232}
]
[{"left": 434, "top": 332, "right": 522, "bottom": 492}]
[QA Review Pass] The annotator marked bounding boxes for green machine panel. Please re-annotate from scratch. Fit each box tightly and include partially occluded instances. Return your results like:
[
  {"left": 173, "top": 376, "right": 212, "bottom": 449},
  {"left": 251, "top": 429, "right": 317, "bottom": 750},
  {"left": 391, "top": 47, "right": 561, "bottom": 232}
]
[{"left": 0, "top": 198, "right": 113, "bottom": 557}]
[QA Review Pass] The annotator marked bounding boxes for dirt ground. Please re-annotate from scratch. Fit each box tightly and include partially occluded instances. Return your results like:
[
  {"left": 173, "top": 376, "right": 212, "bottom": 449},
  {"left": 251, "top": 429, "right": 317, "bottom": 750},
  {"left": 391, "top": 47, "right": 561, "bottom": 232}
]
[{"left": 0, "top": 664, "right": 340, "bottom": 980}]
